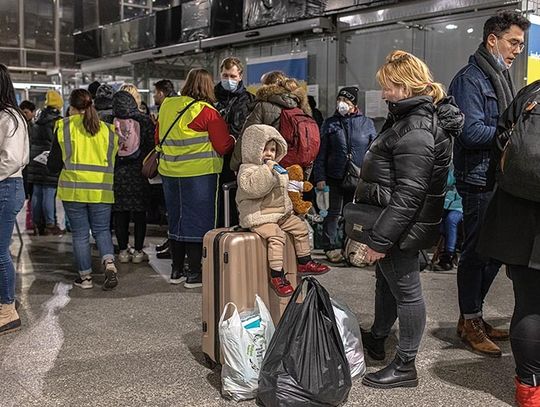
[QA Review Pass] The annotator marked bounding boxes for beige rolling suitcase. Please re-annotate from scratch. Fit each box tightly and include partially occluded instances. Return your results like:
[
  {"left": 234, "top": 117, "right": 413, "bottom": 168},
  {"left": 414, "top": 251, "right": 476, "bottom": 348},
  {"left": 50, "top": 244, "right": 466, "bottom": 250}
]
[{"left": 201, "top": 183, "right": 298, "bottom": 366}]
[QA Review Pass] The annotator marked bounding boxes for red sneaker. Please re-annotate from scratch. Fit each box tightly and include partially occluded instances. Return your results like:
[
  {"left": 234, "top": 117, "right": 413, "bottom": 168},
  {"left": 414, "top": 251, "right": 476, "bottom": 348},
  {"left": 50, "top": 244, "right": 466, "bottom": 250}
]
[
  {"left": 297, "top": 260, "right": 330, "bottom": 276},
  {"left": 270, "top": 276, "right": 294, "bottom": 297}
]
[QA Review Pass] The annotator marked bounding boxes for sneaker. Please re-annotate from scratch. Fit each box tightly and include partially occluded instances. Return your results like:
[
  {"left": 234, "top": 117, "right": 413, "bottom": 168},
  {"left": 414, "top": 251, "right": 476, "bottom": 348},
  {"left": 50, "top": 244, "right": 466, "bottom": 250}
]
[
  {"left": 156, "top": 247, "right": 171, "bottom": 259},
  {"left": 156, "top": 239, "right": 169, "bottom": 253},
  {"left": 184, "top": 273, "right": 202, "bottom": 289},
  {"left": 74, "top": 276, "right": 93, "bottom": 289},
  {"left": 170, "top": 268, "right": 187, "bottom": 285},
  {"left": 270, "top": 276, "right": 294, "bottom": 297},
  {"left": 102, "top": 262, "right": 118, "bottom": 291},
  {"left": 118, "top": 249, "right": 131, "bottom": 263},
  {"left": 132, "top": 250, "right": 149, "bottom": 264},
  {"left": 45, "top": 224, "right": 65, "bottom": 236},
  {"left": 325, "top": 249, "right": 344, "bottom": 263},
  {"left": 297, "top": 260, "right": 331, "bottom": 276}
]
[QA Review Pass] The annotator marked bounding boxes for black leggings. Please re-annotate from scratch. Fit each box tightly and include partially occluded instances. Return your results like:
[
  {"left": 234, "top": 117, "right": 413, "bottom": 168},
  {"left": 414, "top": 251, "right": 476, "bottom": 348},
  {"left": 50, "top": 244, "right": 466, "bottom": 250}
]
[
  {"left": 114, "top": 211, "right": 147, "bottom": 251},
  {"left": 170, "top": 240, "right": 203, "bottom": 275},
  {"left": 509, "top": 265, "right": 540, "bottom": 386}
]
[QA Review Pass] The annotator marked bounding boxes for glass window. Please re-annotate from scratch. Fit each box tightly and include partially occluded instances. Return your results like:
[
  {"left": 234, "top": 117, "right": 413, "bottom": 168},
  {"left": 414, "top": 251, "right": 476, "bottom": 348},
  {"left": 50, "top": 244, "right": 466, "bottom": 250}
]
[
  {"left": 0, "top": 50, "right": 20, "bottom": 66},
  {"left": 60, "top": 0, "right": 75, "bottom": 53},
  {"left": 0, "top": 0, "right": 19, "bottom": 48},
  {"left": 123, "top": 6, "right": 149, "bottom": 19},
  {"left": 26, "top": 51, "right": 56, "bottom": 68},
  {"left": 24, "top": 0, "right": 55, "bottom": 50},
  {"left": 60, "top": 53, "right": 76, "bottom": 68}
]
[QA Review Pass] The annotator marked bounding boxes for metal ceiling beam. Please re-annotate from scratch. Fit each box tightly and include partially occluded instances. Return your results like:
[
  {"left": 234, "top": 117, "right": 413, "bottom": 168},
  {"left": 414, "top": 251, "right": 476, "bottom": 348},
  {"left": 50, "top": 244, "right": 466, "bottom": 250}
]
[{"left": 80, "top": 16, "right": 332, "bottom": 72}]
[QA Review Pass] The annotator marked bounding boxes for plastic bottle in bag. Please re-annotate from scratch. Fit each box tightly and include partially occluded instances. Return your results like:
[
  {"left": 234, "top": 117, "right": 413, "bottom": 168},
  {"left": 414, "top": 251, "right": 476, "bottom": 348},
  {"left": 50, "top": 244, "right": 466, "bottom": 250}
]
[{"left": 316, "top": 186, "right": 330, "bottom": 218}]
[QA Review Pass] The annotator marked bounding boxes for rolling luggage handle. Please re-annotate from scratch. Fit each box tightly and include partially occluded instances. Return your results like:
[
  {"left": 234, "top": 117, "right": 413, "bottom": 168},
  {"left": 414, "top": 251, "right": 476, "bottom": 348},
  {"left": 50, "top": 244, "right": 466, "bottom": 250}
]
[{"left": 223, "top": 181, "right": 246, "bottom": 229}]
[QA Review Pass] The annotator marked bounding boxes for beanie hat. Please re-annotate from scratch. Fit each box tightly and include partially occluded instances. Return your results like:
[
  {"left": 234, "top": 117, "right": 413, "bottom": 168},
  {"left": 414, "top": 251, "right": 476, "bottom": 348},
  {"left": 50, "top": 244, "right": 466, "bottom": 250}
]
[
  {"left": 88, "top": 81, "right": 101, "bottom": 99},
  {"left": 337, "top": 86, "right": 359, "bottom": 106},
  {"left": 96, "top": 84, "right": 114, "bottom": 101},
  {"left": 45, "top": 90, "right": 63, "bottom": 110}
]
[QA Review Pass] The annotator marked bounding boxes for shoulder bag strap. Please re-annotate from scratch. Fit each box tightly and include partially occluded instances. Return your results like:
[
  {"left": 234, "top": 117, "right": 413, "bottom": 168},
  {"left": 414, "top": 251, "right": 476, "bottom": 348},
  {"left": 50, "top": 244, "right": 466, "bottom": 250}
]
[
  {"left": 158, "top": 99, "right": 198, "bottom": 148},
  {"left": 339, "top": 118, "right": 352, "bottom": 159}
]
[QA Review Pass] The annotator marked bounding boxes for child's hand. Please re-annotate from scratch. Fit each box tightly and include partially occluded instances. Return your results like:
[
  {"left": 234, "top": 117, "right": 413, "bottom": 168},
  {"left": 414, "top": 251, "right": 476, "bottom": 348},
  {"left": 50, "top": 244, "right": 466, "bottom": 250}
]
[{"left": 265, "top": 159, "right": 278, "bottom": 169}]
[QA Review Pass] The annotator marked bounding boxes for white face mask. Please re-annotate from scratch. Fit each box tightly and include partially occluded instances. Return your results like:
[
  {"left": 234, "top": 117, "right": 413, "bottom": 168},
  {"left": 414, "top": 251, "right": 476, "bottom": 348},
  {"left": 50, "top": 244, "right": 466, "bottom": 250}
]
[
  {"left": 493, "top": 39, "right": 510, "bottom": 70},
  {"left": 221, "top": 79, "right": 239, "bottom": 92},
  {"left": 337, "top": 101, "right": 350, "bottom": 116}
]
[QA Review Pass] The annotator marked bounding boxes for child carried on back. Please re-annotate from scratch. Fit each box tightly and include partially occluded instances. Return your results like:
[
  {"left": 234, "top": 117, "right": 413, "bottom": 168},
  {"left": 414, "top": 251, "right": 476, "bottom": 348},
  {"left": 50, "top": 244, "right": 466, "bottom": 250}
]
[{"left": 236, "top": 124, "right": 330, "bottom": 296}]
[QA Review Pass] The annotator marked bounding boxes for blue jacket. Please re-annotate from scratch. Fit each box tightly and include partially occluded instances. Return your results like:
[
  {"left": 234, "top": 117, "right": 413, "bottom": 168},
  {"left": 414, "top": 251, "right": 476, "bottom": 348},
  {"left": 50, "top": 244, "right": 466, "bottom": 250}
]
[
  {"left": 313, "top": 111, "right": 376, "bottom": 183},
  {"left": 444, "top": 170, "right": 463, "bottom": 212},
  {"left": 448, "top": 55, "right": 499, "bottom": 186}
]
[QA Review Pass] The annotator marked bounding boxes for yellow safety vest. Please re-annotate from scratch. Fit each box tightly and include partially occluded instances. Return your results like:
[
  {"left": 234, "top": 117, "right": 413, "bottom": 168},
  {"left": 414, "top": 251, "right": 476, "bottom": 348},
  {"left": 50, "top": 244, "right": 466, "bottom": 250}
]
[
  {"left": 157, "top": 96, "right": 223, "bottom": 177},
  {"left": 56, "top": 115, "right": 118, "bottom": 204}
]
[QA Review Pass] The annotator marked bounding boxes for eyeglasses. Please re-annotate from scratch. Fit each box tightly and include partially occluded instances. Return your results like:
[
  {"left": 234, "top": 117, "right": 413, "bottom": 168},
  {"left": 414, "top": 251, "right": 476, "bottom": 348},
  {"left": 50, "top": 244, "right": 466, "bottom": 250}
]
[{"left": 499, "top": 37, "right": 525, "bottom": 52}]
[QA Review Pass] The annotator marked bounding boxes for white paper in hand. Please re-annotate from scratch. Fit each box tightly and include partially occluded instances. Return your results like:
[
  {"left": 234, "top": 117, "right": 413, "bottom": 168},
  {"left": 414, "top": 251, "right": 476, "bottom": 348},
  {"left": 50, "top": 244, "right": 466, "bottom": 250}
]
[{"left": 33, "top": 151, "right": 50, "bottom": 165}]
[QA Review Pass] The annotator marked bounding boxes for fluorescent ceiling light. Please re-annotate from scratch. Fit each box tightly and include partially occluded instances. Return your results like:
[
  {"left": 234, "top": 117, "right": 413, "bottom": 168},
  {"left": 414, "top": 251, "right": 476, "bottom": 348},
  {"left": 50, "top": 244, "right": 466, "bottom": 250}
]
[
  {"left": 13, "top": 83, "right": 62, "bottom": 90},
  {"left": 445, "top": 24, "right": 458, "bottom": 30},
  {"left": 467, "top": 28, "right": 474, "bottom": 34}
]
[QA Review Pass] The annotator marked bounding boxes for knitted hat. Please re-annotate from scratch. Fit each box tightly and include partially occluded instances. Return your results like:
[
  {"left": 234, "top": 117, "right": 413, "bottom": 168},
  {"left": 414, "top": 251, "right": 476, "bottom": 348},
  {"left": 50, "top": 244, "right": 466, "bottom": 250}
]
[
  {"left": 88, "top": 81, "right": 101, "bottom": 99},
  {"left": 337, "top": 86, "right": 359, "bottom": 106},
  {"left": 96, "top": 84, "right": 114, "bottom": 101},
  {"left": 45, "top": 90, "right": 63, "bottom": 110}
]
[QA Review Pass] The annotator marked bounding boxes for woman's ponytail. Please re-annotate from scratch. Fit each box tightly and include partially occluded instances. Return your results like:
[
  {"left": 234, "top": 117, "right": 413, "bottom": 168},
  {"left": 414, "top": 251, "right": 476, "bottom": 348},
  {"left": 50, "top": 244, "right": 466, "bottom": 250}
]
[{"left": 69, "top": 89, "right": 101, "bottom": 135}]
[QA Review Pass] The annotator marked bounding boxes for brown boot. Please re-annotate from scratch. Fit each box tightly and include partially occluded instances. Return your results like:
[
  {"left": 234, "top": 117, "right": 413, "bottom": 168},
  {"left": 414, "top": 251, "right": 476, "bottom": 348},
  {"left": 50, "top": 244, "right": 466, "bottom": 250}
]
[
  {"left": 0, "top": 303, "right": 21, "bottom": 336},
  {"left": 461, "top": 317, "right": 501, "bottom": 357},
  {"left": 483, "top": 319, "right": 510, "bottom": 341}
]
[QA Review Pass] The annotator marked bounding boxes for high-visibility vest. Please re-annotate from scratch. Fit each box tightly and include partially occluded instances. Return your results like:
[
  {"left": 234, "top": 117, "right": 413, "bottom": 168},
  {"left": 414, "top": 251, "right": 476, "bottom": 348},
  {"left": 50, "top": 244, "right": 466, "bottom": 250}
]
[
  {"left": 56, "top": 115, "right": 118, "bottom": 204},
  {"left": 157, "top": 96, "right": 223, "bottom": 177}
]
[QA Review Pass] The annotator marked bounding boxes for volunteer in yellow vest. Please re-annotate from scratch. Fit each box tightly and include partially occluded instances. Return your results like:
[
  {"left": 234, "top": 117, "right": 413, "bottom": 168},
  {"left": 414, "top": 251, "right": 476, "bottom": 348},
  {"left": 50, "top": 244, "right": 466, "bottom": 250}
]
[
  {"left": 158, "top": 68, "right": 234, "bottom": 288},
  {"left": 48, "top": 89, "right": 119, "bottom": 291}
]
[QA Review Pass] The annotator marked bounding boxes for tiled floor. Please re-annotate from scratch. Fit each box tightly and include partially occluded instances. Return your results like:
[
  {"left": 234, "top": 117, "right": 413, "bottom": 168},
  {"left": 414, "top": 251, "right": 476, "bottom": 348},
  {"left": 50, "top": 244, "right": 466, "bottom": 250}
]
[{"left": 0, "top": 214, "right": 516, "bottom": 406}]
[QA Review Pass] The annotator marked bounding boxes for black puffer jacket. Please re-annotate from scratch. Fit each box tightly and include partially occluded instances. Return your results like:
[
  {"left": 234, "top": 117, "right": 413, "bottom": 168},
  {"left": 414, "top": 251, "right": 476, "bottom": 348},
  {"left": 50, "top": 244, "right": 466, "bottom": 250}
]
[
  {"left": 95, "top": 95, "right": 114, "bottom": 124},
  {"left": 215, "top": 81, "right": 255, "bottom": 138},
  {"left": 27, "top": 107, "right": 62, "bottom": 186},
  {"left": 355, "top": 96, "right": 464, "bottom": 253}
]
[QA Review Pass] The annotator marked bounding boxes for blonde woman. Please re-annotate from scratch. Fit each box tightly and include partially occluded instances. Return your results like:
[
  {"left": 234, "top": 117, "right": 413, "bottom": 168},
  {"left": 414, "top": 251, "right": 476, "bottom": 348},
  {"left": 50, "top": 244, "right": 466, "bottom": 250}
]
[
  {"left": 120, "top": 83, "right": 143, "bottom": 112},
  {"left": 229, "top": 71, "right": 312, "bottom": 172},
  {"left": 355, "top": 51, "right": 464, "bottom": 389}
]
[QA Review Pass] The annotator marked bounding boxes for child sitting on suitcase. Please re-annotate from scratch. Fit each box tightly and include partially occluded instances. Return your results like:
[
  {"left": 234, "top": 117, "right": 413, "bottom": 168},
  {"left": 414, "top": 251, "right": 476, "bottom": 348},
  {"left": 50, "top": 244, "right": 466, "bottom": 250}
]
[{"left": 236, "top": 124, "right": 330, "bottom": 296}]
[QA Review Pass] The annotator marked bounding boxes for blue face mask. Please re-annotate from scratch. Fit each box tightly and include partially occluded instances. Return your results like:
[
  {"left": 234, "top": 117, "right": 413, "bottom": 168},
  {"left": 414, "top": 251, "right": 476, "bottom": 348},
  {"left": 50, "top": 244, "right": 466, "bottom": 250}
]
[
  {"left": 493, "top": 40, "right": 509, "bottom": 70},
  {"left": 221, "top": 79, "right": 239, "bottom": 92}
]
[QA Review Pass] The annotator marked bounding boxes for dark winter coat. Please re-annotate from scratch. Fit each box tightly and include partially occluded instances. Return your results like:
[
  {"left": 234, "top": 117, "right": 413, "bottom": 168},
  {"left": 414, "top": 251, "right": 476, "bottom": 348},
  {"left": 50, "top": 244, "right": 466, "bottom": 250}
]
[
  {"left": 313, "top": 111, "right": 376, "bottom": 183},
  {"left": 111, "top": 91, "right": 155, "bottom": 212},
  {"left": 478, "top": 80, "right": 540, "bottom": 269},
  {"left": 27, "top": 107, "right": 62, "bottom": 186},
  {"left": 230, "top": 84, "right": 311, "bottom": 172},
  {"left": 354, "top": 96, "right": 464, "bottom": 253},
  {"left": 95, "top": 95, "right": 114, "bottom": 124},
  {"left": 214, "top": 81, "right": 255, "bottom": 139}
]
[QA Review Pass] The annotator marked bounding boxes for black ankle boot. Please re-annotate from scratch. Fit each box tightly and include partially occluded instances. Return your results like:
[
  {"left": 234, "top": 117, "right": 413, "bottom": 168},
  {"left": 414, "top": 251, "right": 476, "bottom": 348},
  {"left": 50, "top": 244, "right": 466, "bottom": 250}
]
[
  {"left": 362, "top": 354, "right": 418, "bottom": 389},
  {"left": 361, "top": 329, "right": 386, "bottom": 360}
]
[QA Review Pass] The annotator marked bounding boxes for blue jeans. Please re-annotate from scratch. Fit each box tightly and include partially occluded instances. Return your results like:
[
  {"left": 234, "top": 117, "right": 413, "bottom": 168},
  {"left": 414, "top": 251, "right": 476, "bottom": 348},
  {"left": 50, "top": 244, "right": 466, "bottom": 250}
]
[
  {"left": 441, "top": 209, "right": 463, "bottom": 253},
  {"left": 322, "top": 179, "right": 354, "bottom": 251},
  {"left": 63, "top": 202, "right": 114, "bottom": 276},
  {"left": 31, "top": 184, "right": 57, "bottom": 226},
  {"left": 456, "top": 182, "right": 502, "bottom": 319},
  {"left": 0, "top": 178, "right": 25, "bottom": 304},
  {"left": 371, "top": 246, "right": 426, "bottom": 362}
]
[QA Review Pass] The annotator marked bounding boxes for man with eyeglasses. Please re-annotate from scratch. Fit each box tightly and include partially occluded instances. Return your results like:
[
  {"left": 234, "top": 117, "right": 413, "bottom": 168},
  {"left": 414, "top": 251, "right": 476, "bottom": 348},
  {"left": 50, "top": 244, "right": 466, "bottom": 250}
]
[{"left": 448, "top": 10, "right": 530, "bottom": 357}]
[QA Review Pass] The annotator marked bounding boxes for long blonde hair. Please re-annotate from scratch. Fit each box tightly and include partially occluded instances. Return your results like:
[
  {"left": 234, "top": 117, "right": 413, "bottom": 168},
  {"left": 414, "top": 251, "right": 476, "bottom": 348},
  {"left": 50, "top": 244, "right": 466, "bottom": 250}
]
[
  {"left": 120, "top": 83, "right": 143, "bottom": 111},
  {"left": 376, "top": 50, "right": 446, "bottom": 103}
]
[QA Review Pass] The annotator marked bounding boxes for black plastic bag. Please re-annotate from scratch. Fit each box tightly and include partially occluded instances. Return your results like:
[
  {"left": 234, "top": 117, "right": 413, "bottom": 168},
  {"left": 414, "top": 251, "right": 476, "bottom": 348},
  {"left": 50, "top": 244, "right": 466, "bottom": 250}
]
[{"left": 257, "top": 277, "right": 352, "bottom": 407}]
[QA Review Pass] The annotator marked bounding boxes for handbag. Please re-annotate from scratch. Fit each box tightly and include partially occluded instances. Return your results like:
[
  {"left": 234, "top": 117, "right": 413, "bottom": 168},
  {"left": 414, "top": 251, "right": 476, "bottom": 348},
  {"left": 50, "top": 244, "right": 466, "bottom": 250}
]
[
  {"left": 339, "top": 118, "right": 361, "bottom": 191},
  {"left": 343, "top": 201, "right": 383, "bottom": 244},
  {"left": 141, "top": 99, "right": 197, "bottom": 179}
]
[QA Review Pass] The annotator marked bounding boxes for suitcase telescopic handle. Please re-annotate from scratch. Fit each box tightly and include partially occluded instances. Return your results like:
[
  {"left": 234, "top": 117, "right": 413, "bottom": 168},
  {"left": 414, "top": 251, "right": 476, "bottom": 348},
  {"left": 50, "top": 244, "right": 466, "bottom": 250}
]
[{"left": 223, "top": 181, "right": 238, "bottom": 228}]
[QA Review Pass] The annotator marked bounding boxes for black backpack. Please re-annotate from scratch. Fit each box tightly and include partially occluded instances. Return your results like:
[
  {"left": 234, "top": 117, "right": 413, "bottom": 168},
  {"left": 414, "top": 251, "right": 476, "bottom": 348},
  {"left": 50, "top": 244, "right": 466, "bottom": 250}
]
[{"left": 497, "top": 83, "right": 540, "bottom": 202}]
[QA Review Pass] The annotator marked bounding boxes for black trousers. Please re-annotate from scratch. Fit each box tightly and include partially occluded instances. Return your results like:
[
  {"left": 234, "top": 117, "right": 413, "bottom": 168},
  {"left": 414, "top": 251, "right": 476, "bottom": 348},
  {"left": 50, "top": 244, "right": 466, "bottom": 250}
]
[
  {"left": 114, "top": 211, "right": 147, "bottom": 251},
  {"left": 170, "top": 240, "right": 203, "bottom": 275},
  {"left": 509, "top": 265, "right": 540, "bottom": 385}
]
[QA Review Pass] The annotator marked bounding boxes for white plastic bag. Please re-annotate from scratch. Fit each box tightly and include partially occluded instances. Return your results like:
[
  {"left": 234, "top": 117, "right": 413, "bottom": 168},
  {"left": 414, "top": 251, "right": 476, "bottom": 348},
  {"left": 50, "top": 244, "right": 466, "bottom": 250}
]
[
  {"left": 331, "top": 298, "right": 366, "bottom": 379},
  {"left": 219, "top": 295, "right": 275, "bottom": 401}
]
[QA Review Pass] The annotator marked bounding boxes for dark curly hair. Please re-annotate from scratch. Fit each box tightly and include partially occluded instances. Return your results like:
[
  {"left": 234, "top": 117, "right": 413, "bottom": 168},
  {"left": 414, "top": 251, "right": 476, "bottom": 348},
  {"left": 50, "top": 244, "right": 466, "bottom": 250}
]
[{"left": 483, "top": 10, "right": 531, "bottom": 45}]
